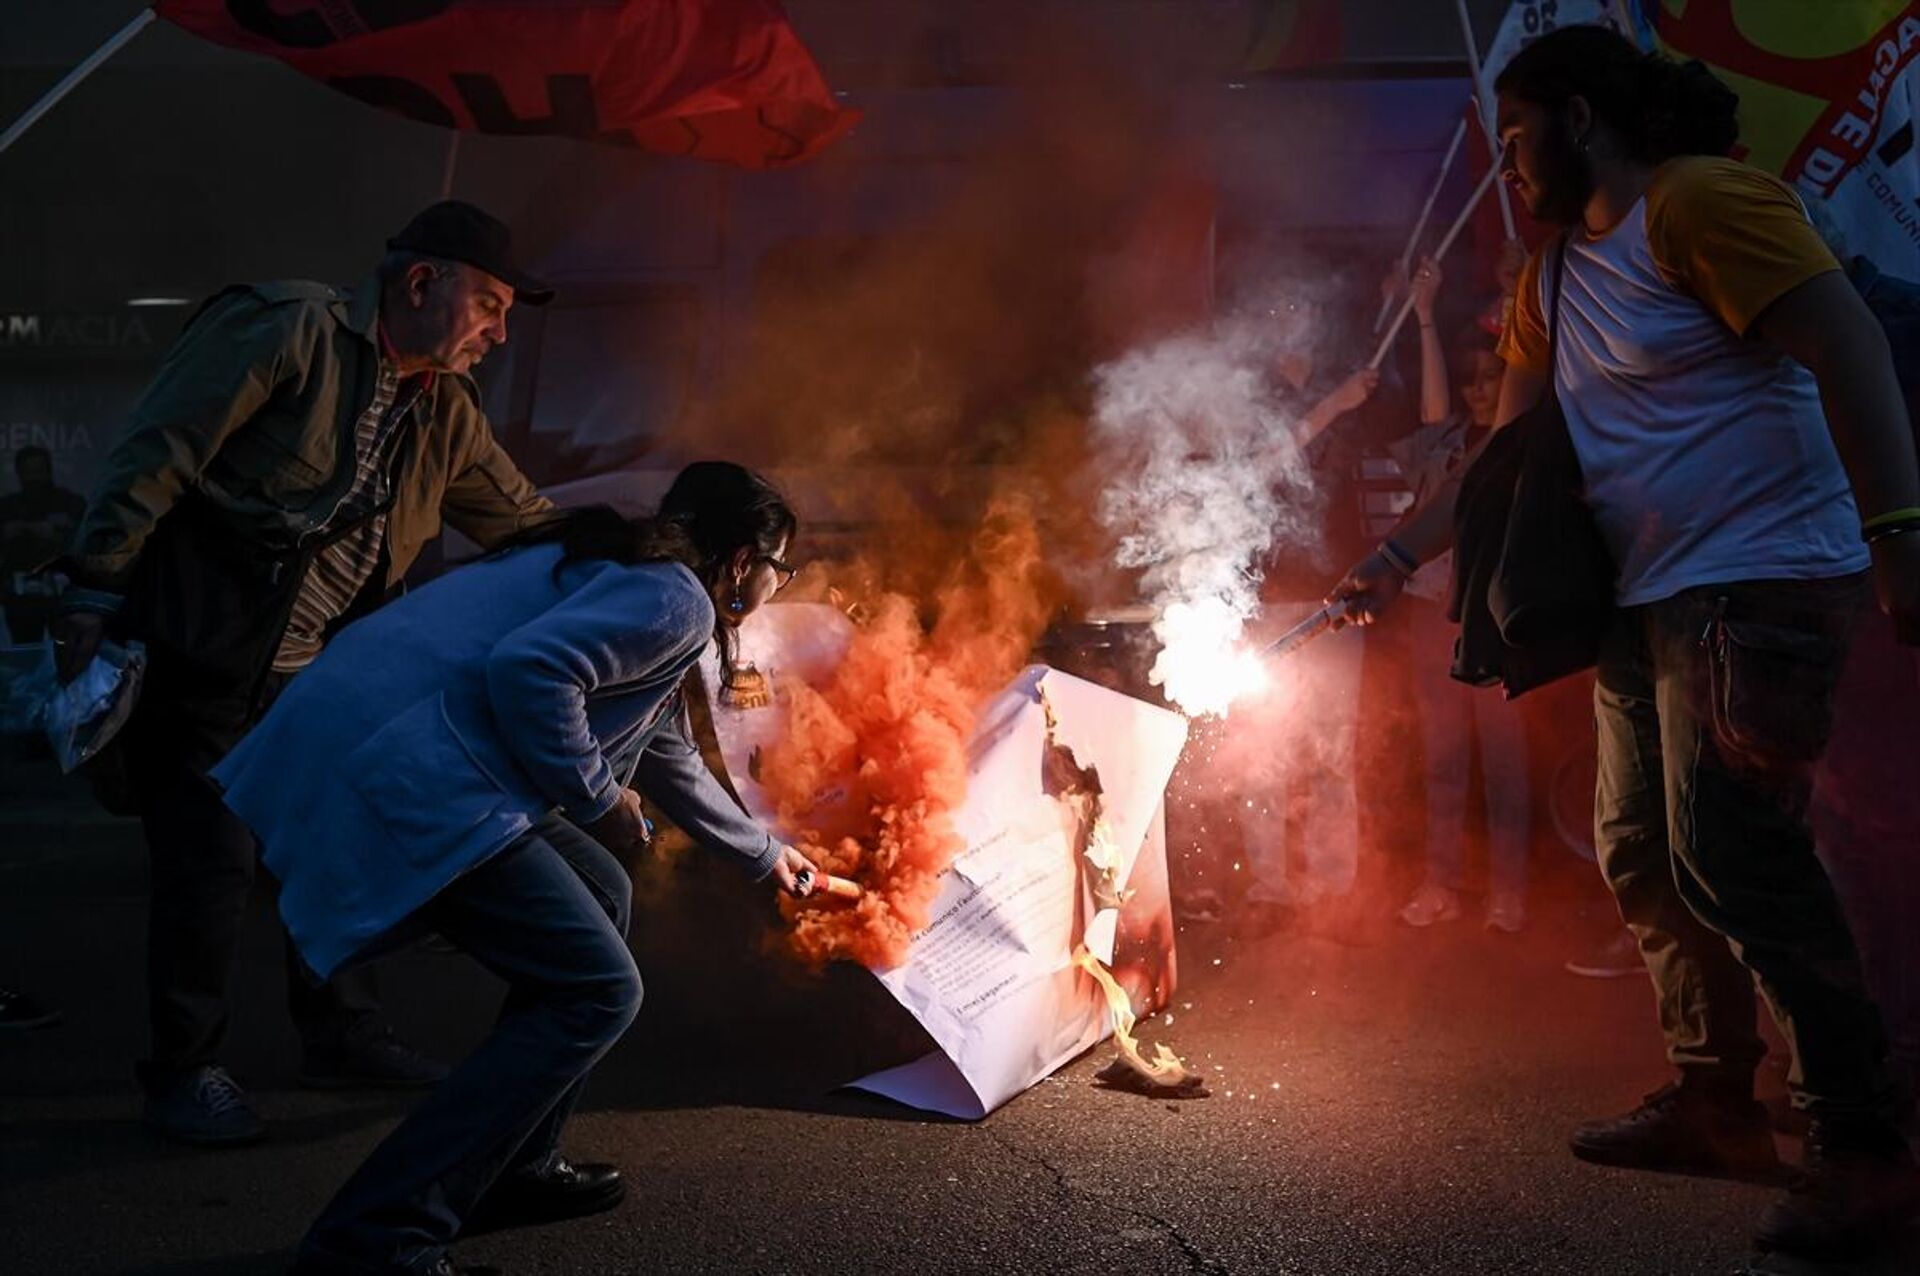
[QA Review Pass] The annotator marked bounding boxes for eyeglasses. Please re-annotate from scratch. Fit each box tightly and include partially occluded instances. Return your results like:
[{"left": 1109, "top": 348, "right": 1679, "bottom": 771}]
[{"left": 761, "top": 554, "right": 798, "bottom": 592}]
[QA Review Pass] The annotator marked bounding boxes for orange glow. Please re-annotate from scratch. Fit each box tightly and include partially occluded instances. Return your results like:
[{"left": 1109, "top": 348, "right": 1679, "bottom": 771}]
[{"left": 760, "top": 502, "right": 1057, "bottom": 970}]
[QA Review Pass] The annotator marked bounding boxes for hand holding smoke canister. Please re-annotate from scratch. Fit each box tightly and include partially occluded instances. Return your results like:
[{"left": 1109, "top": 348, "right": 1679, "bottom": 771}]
[
  {"left": 1325, "top": 539, "right": 1421, "bottom": 628},
  {"left": 1259, "top": 598, "right": 1350, "bottom": 660},
  {"left": 788, "top": 863, "right": 864, "bottom": 901},
  {"left": 821, "top": 875, "right": 864, "bottom": 900}
]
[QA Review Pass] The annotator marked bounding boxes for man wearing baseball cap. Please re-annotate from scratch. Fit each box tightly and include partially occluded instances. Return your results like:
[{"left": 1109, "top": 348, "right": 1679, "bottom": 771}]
[{"left": 50, "top": 201, "right": 558, "bottom": 1147}]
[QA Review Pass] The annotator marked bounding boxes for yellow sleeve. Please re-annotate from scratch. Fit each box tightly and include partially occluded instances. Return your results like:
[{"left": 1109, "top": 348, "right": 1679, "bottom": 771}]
[
  {"left": 1644, "top": 156, "right": 1840, "bottom": 336},
  {"left": 1495, "top": 246, "right": 1551, "bottom": 373}
]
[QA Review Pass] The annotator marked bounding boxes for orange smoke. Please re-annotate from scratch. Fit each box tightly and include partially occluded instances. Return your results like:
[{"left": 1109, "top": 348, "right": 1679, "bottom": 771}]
[{"left": 759, "top": 500, "right": 1059, "bottom": 970}]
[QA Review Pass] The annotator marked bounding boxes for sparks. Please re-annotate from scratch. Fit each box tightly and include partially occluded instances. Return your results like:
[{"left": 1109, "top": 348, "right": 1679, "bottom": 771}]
[{"left": 1148, "top": 596, "right": 1271, "bottom": 717}]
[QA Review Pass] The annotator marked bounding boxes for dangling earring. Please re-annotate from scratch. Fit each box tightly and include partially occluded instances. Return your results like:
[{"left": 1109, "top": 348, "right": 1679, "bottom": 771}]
[{"left": 729, "top": 596, "right": 745, "bottom": 613}]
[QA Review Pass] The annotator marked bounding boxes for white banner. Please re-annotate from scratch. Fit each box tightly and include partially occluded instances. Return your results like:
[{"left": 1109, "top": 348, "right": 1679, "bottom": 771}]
[
  {"left": 1482, "top": 0, "right": 1647, "bottom": 85},
  {"left": 1810, "top": 39, "right": 1920, "bottom": 271}
]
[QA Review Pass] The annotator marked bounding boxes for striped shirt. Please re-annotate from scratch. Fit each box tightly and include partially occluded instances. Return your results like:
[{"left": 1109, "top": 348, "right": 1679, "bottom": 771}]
[{"left": 272, "top": 356, "right": 426, "bottom": 671}]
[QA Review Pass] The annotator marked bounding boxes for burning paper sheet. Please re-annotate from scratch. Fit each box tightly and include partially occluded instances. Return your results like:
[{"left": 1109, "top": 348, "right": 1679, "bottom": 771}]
[{"left": 700, "top": 604, "right": 1189, "bottom": 1118}]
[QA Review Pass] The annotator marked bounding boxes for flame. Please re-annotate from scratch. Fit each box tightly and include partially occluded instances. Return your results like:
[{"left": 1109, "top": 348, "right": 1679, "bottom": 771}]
[
  {"left": 1147, "top": 596, "right": 1271, "bottom": 718},
  {"left": 760, "top": 502, "right": 1057, "bottom": 970},
  {"left": 1073, "top": 945, "right": 1192, "bottom": 1085},
  {"left": 1083, "top": 815, "right": 1128, "bottom": 911}
]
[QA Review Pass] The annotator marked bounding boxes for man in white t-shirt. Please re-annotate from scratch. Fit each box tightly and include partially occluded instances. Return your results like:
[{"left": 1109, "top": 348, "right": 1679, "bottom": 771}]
[{"left": 1332, "top": 25, "right": 1920, "bottom": 1260}]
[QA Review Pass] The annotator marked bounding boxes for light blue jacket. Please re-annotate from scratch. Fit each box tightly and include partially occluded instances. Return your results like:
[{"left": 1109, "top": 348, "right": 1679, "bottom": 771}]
[{"left": 212, "top": 542, "right": 782, "bottom": 978}]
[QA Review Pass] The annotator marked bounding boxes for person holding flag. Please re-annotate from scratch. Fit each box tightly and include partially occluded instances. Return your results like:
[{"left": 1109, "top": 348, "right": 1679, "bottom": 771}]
[{"left": 1333, "top": 25, "right": 1920, "bottom": 1259}]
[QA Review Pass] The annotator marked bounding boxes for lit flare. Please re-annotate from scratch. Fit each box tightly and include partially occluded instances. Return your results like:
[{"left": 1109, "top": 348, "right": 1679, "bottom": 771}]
[{"left": 1147, "top": 597, "right": 1270, "bottom": 718}]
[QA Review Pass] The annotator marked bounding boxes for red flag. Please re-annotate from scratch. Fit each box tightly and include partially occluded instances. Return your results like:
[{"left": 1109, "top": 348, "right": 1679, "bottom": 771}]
[{"left": 152, "top": 0, "right": 860, "bottom": 169}]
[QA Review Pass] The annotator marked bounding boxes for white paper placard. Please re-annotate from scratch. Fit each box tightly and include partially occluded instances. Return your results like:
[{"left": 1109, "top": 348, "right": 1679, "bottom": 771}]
[{"left": 700, "top": 605, "right": 1188, "bottom": 1118}]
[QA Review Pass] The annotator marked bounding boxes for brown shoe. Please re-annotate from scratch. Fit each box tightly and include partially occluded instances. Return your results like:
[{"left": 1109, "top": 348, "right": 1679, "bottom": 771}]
[
  {"left": 1754, "top": 1122, "right": 1920, "bottom": 1258},
  {"left": 1570, "top": 1078, "right": 1781, "bottom": 1182}
]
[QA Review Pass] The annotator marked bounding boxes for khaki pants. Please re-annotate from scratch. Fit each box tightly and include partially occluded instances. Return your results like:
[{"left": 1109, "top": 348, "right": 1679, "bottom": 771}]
[{"left": 1592, "top": 573, "right": 1894, "bottom": 1120}]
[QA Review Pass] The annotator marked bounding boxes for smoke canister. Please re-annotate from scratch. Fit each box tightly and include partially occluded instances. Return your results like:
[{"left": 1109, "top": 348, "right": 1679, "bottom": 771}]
[{"left": 1033, "top": 604, "right": 1167, "bottom": 709}]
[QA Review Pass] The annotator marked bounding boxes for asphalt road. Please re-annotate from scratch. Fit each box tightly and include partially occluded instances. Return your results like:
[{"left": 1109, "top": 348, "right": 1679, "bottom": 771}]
[{"left": 2, "top": 756, "right": 1915, "bottom": 1276}]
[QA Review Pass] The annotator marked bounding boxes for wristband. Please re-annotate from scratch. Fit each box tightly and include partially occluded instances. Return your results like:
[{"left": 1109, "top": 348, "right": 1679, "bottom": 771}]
[
  {"left": 1862, "top": 505, "right": 1920, "bottom": 533},
  {"left": 1377, "top": 538, "right": 1420, "bottom": 579}
]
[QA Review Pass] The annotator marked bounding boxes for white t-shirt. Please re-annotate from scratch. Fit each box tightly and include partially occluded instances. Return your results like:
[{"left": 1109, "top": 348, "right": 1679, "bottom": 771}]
[{"left": 1499, "top": 157, "right": 1869, "bottom": 607}]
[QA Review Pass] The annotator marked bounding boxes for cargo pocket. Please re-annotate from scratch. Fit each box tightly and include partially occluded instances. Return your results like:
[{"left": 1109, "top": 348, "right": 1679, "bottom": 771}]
[
  {"left": 1703, "top": 606, "right": 1846, "bottom": 770},
  {"left": 346, "top": 695, "right": 513, "bottom": 867}
]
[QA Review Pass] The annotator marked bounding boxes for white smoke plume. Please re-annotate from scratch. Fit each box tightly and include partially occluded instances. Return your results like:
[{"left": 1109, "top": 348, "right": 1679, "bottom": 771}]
[{"left": 1091, "top": 298, "right": 1333, "bottom": 717}]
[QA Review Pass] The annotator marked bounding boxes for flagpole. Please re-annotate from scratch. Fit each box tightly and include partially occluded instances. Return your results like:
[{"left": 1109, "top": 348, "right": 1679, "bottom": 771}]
[
  {"left": 0, "top": 8, "right": 159, "bottom": 160},
  {"left": 1610, "top": 0, "right": 1648, "bottom": 47},
  {"left": 1368, "top": 163, "right": 1500, "bottom": 371},
  {"left": 1453, "top": 0, "right": 1517, "bottom": 239},
  {"left": 438, "top": 131, "right": 462, "bottom": 199},
  {"left": 1373, "top": 116, "right": 1470, "bottom": 333}
]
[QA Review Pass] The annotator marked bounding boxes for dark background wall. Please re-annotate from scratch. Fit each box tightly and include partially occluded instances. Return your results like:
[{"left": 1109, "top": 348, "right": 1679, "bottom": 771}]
[{"left": 0, "top": 1, "right": 1500, "bottom": 504}]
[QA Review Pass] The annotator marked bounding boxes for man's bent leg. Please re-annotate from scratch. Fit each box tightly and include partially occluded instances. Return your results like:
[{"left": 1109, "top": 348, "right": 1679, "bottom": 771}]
[
  {"left": 1593, "top": 608, "right": 1765, "bottom": 1087},
  {"left": 1650, "top": 576, "right": 1918, "bottom": 1253},
  {"left": 128, "top": 695, "right": 256, "bottom": 1082},
  {"left": 125, "top": 690, "right": 269, "bottom": 1146},
  {"left": 1572, "top": 610, "right": 1776, "bottom": 1179},
  {"left": 1650, "top": 578, "right": 1894, "bottom": 1123}
]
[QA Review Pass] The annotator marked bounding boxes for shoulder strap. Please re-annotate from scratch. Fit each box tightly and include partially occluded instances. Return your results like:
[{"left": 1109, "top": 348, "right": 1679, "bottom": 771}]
[{"left": 1545, "top": 236, "right": 1569, "bottom": 368}]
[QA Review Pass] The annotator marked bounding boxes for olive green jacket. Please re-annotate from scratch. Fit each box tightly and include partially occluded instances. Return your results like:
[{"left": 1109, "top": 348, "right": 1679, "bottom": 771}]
[{"left": 67, "top": 277, "right": 550, "bottom": 601}]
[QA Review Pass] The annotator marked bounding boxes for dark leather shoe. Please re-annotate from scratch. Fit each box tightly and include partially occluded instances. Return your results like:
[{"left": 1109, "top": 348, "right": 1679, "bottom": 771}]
[
  {"left": 1570, "top": 1078, "right": 1781, "bottom": 1181},
  {"left": 465, "top": 1158, "right": 625, "bottom": 1236},
  {"left": 299, "top": 1020, "right": 450, "bottom": 1091},
  {"left": 1755, "top": 1121, "right": 1920, "bottom": 1258}
]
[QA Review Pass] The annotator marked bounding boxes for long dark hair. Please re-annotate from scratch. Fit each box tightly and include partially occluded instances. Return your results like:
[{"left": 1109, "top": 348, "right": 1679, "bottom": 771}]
[
  {"left": 505, "top": 461, "right": 796, "bottom": 680},
  {"left": 1495, "top": 25, "right": 1739, "bottom": 165}
]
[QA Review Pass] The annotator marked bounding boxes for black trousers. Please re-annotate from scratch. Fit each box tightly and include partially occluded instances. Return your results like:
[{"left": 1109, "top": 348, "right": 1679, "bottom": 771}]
[{"left": 125, "top": 669, "right": 380, "bottom": 1083}]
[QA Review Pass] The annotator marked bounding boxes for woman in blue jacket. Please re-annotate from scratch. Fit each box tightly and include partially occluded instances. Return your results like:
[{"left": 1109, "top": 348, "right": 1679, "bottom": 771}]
[{"left": 215, "top": 461, "right": 819, "bottom": 1276}]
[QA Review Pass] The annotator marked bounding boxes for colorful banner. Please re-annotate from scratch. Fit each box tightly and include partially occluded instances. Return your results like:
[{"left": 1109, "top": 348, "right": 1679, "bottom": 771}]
[
  {"left": 1654, "top": 1, "right": 1920, "bottom": 268},
  {"left": 153, "top": 0, "right": 860, "bottom": 170}
]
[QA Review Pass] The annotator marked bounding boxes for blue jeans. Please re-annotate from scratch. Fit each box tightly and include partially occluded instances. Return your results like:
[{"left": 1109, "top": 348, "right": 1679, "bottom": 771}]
[{"left": 299, "top": 816, "right": 640, "bottom": 1273}]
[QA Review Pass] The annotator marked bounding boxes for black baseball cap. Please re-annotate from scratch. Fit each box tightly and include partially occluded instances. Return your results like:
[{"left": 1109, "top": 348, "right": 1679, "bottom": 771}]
[{"left": 387, "top": 200, "right": 554, "bottom": 306}]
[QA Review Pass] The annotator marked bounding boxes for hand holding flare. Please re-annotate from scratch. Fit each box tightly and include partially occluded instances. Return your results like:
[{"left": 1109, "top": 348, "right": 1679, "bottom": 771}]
[{"left": 789, "top": 863, "right": 864, "bottom": 902}]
